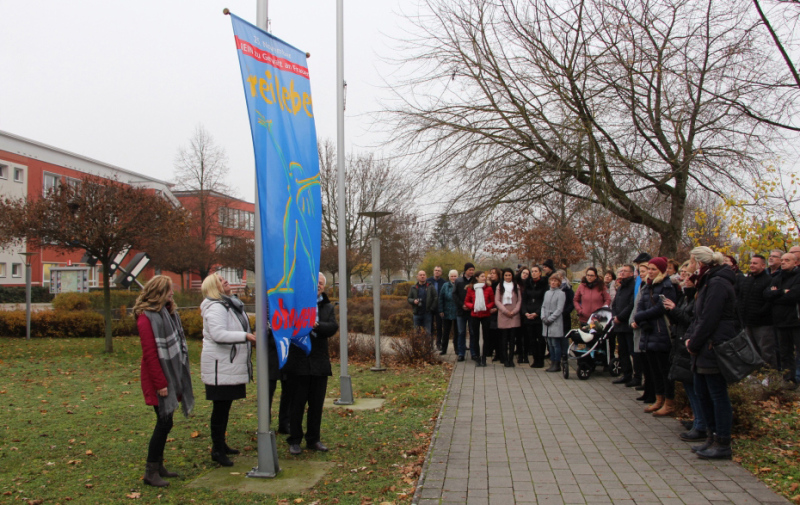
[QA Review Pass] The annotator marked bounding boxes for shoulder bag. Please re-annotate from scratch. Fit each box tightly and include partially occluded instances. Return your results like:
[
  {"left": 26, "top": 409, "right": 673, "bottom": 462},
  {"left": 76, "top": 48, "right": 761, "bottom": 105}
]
[{"left": 714, "top": 329, "right": 765, "bottom": 384}]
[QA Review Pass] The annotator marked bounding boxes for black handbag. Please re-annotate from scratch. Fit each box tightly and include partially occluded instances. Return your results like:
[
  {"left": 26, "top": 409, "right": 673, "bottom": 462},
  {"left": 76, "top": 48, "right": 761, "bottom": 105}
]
[
  {"left": 714, "top": 329, "right": 765, "bottom": 384},
  {"left": 668, "top": 347, "right": 693, "bottom": 383}
]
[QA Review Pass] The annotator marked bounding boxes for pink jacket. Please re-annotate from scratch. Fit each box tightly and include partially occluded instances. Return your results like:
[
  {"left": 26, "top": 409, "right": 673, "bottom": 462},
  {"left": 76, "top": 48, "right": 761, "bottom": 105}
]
[
  {"left": 495, "top": 284, "right": 522, "bottom": 329},
  {"left": 573, "top": 283, "right": 611, "bottom": 324}
]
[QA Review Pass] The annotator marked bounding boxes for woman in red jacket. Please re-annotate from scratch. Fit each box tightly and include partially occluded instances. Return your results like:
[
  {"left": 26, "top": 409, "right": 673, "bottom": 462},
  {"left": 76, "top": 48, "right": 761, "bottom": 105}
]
[
  {"left": 134, "top": 275, "right": 194, "bottom": 488},
  {"left": 573, "top": 267, "right": 611, "bottom": 325},
  {"left": 464, "top": 271, "right": 495, "bottom": 367}
]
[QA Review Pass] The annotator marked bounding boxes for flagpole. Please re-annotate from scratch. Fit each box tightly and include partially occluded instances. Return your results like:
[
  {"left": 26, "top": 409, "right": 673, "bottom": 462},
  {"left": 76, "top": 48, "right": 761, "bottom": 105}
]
[
  {"left": 334, "top": 0, "right": 354, "bottom": 405},
  {"left": 247, "top": 0, "right": 281, "bottom": 479}
]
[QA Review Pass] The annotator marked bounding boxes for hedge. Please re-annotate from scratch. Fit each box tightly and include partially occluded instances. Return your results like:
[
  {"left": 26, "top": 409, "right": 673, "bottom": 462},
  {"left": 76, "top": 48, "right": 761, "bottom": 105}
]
[
  {"left": 0, "top": 308, "right": 255, "bottom": 340},
  {"left": 0, "top": 286, "right": 54, "bottom": 304}
]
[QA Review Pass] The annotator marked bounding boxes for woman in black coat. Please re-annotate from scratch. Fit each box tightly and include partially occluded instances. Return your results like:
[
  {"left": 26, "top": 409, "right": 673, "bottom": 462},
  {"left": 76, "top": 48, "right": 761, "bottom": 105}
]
[
  {"left": 283, "top": 273, "right": 338, "bottom": 455},
  {"left": 684, "top": 247, "right": 737, "bottom": 460},
  {"left": 521, "top": 266, "right": 549, "bottom": 367},
  {"left": 663, "top": 265, "right": 707, "bottom": 441},
  {"left": 632, "top": 257, "right": 678, "bottom": 416}
]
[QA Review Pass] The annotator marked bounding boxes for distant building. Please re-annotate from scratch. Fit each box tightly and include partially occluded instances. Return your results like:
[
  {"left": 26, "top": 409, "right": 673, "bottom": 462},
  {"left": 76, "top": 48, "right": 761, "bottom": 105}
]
[{"left": 0, "top": 130, "right": 253, "bottom": 291}]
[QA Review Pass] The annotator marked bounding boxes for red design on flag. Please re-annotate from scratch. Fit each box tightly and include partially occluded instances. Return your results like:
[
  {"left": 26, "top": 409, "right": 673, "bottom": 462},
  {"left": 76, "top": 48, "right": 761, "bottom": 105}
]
[{"left": 235, "top": 37, "right": 309, "bottom": 79}]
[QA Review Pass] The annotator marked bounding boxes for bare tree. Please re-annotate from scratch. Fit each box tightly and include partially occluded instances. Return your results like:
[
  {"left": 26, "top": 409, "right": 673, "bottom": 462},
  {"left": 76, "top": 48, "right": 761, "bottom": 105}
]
[
  {"left": 386, "top": 0, "right": 792, "bottom": 256},
  {"left": 317, "top": 139, "right": 416, "bottom": 288},
  {"left": 172, "top": 124, "right": 234, "bottom": 278}
]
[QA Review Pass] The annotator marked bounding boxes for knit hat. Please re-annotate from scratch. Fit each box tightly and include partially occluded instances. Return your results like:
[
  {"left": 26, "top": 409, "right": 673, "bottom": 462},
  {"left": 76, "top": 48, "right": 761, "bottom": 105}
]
[
  {"left": 633, "top": 252, "right": 652, "bottom": 264},
  {"left": 542, "top": 259, "right": 555, "bottom": 271},
  {"left": 648, "top": 257, "right": 668, "bottom": 274},
  {"left": 464, "top": 262, "right": 476, "bottom": 272}
]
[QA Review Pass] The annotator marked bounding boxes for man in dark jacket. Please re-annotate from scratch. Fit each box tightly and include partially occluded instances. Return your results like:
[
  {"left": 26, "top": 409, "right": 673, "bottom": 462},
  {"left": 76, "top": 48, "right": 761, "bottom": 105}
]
[
  {"left": 454, "top": 262, "right": 475, "bottom": 361},
  {"left": 408, "top": 270, "right": 438, "bottom": 335},
  {"left": 430, "top": 266, "right": 446, "bottom": 350},
  {"left": 739, "top": 255, "right": 777, "bottom": 368},
  {"left": 283, "top": 273, "right": 338, "bottom": 454},
  {"left": 611, "top": 264, "right": 636, "bottom": 384},
  {"left": 764, "top": 253, "right": 800, "bottom": 388}
]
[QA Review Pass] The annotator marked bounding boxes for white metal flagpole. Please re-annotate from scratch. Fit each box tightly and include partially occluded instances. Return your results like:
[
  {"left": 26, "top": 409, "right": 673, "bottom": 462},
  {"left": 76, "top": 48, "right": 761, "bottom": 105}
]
[
  {"left": 334, "top": 0, "right": 354, "bottom": 405},
  {"left": 248, "top": 0, "right": 281, "bottom": 479}
]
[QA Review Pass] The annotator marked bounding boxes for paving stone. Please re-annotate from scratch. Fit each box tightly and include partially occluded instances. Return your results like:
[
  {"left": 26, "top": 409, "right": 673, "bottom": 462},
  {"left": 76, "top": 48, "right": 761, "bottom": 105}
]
[{"left": 413, "top": 358, "right": 790, "bottom": 505}]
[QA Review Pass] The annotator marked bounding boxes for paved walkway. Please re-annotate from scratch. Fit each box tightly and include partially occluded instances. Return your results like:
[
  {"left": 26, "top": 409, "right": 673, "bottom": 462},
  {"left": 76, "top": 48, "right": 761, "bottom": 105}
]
[{"left": 415, "top": 358, "right": 788, "bottom": 504}]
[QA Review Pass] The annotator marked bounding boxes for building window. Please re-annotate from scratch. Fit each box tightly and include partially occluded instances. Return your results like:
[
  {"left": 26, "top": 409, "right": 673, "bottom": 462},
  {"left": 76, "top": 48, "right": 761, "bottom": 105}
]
[
  {"left": 0, "top": 163, "right": 7, "bottom": 179},
  {"left": 0, "top": 263, "right": 6, "bottom": 277},
  {"left": 43, "top": 173, "right": 61, "bottom": 195},
  {"left": 11, "top": 263, "right": 22, "bottom": 278},
  {"left": 14, "top": 167, "right": 24, "bottom": 183},
  {"left": 65, "top": 177, "right": 81, "bottom": 188}
]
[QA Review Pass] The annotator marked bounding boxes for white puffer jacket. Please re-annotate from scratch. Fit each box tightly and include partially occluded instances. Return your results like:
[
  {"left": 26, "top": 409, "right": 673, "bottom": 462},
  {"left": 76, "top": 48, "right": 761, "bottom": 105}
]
[{"left": 200, "top": 298, "right": 252, "bottom": 386}]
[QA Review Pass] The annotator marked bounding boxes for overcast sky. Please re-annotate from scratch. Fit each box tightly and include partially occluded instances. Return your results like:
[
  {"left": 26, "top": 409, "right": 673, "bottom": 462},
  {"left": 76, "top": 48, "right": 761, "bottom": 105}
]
[{"left": 0, "top": 0, "right": 413, "bottom": 202}]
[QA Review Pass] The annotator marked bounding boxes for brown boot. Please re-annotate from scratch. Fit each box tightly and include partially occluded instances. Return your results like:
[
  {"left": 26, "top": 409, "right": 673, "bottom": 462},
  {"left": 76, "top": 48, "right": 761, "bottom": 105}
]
[
  {"left": 653, "top": 398, "right": 675, "bottom": 417},
  {"left": 158, "top": 462, "right": 178, "bottom": 478},
  {"left": 144, "top": 462, "right": 169, "bottom": 487},
  {"left": 644, "top": 395, "right": 664, "bottom": 413}
]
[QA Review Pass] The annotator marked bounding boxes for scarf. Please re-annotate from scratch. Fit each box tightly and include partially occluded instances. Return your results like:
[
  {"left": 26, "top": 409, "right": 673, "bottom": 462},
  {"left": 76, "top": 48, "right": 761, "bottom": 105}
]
[
  {"left": 144, "top": 307, "right": 194, "bottom": 419},
  {"left": 585, "top": 279, "right": 598, "bottom": 290},
  {"left": 473, "top": 283, "right": 487, "bottom": 312},
  {"left": 221, "top": 294, "right": 250, "bottom": 332},
  {"left": 502, "top": 281, "right": 514, "bottom": 305}
]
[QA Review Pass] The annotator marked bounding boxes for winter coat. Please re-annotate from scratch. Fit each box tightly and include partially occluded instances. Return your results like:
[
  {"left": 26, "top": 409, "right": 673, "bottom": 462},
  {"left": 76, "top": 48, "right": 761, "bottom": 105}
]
[
  {"left": 561, "top": 283, "right": 575, "bottom": 333},
  {"left": 408, "top": 281, "right": 438, "bottom": 315},
  {"left": 686, "top": 265, "right": 737, "bottom": 372},
  {"left": 606, "top": 282, "right": 617, "bottom": 304},
  {"left": 667, "top": 287, "right": 697, "bottom": 383},
  {"left": 738, "top": 270, "right": 774, "bottom": 327},
  {"left": 573, "top": 282, "right": 611, "bottom": 324},
  {"left": 541, "top": 287, "right": 566, "bottom": 338},
  {"left": 464, "top": 285, "right": 495, "bottom": 318},
  {"left": 634, "top": 274, "right": 677, "bottom": 353},
  {"left": 611, "top": 276, "right": 635, "bottom": 334},
  {"left": 495, "top": 283, "right": 522, "bottom": 329},
  {"left": 283, "top": 293, "right": 338, "bottom": 377},
  {"left": 454, "top": 275, "right": 473, "bottom": 316},
  {"left": 430, "top": 276, "right": 446, "bottom": 294},
  {"left": 764, "top": 268, "right": 800, "bottom": 328},
  {"left": 489, "top": 281, "right": 500, "bottom": 329},
  {"left": 138, "top": 314, "right": 169, "bottom": 407},
  {"left": 200, "top": 297, "right": 252, "bottom": 387},
  {"left": 630, "top": 287, "right": 644, "bottom": 350},
  {"left": 521, "top": 277, "right": 548, "bottom": 326},
  {"left": 437, "top": 281, "right": 458, "bottom": 320}
]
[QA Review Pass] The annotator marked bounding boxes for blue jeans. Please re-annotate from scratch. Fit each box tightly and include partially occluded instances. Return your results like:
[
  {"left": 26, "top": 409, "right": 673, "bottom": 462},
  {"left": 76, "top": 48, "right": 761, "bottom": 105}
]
[
  {"left": 681, "top": 380, "right": 707, "bottom": 432},
  {"left": 413, "top": 313, "right": 432, "bottom": 335},
  {"left": 456, "top": 314, "right": 471, "bottom": 357},
  {"left": 694, "top": 372, "right": 732, "bottom": 438},
  {"left": 547, "top": 337, "right": 569, "bottom": 362}
]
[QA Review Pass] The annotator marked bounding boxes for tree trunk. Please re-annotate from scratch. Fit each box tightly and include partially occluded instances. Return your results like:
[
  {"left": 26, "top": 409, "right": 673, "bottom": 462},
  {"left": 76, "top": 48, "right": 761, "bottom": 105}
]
[
  {"left": 102, "top": 261, "right": 113, "bottom": 353},
  {"left": 658, "top": 227, "right": 680, "bottom": 258}
]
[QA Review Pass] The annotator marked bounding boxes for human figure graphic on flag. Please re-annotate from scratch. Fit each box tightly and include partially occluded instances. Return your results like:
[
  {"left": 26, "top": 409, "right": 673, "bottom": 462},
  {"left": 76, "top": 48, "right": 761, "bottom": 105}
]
[{"left": 258, "top": 114, "right": 320, "bottom": 297}]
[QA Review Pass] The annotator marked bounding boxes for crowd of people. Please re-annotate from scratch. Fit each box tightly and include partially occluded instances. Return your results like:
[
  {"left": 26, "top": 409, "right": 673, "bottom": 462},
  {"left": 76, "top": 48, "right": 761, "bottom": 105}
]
[
  {"left": 134, "top": 272, "right": 337, "bottom": 487},
  {"left": 410, "top": 245, "right": 800, "bottom": 462}
]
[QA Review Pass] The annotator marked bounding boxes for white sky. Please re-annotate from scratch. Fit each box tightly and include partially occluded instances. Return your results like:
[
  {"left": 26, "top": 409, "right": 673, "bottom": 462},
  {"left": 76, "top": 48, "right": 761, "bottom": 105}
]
[{"left": 0, "top": 0, "right": 413, "bottom": 202}]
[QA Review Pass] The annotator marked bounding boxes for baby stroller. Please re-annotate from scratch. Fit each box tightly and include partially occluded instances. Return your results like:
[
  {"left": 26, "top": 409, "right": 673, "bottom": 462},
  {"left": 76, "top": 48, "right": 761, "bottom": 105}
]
[{"left": 563, "top": 307, "right": 621, "bottom": 380}]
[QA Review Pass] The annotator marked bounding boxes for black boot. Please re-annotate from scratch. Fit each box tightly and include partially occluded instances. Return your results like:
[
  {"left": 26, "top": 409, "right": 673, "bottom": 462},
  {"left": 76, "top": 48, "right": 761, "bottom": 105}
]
[
  {"left": 479, "top": 356, "right": 487, "bottom": 367},
  {"left": 612, "top": 376, "right": 631, "bottom": 385},
  {"left": 697, "top": 436, "right": 732, "bottom": 460},
  {"left": 625, "top": 377, "right": 642, "bottom": 388},
  {"left": 691, "top": 434, "right": 714, "bottom": 453},
  {"left": 545, "top": 361, "right": 561, "bottom": 372},
  {"left": 210, "top": 425, "right": 234, "bottom": 467},
  {"left": 224, "top": 443, "right": 240, "bottom": 455},
  {"left": 158, "top": 462, "right": 178, "bottom": 478},
  {"left": 531, "top": 359, "right": 545, "bottom": 368},
  {"left": 680, "top": 429, "right": 707, "bottom": 441}
]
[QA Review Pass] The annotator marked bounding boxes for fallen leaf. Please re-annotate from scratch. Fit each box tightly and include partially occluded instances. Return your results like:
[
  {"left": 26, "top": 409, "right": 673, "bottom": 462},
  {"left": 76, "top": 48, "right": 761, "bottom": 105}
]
[
  {"left": 27, "top": 500, "right": 43, "bottom": 505},
  {"left": 792, "top": 483, "right": 799, "bottom": 492},
  {"left": 760, "top": 467, "right": 772, "bottom": 473},
  {"left": 229, "top": 472, "right": 241, "bottom": 475},
  {"left": 85, "top": 450, "right": 94, "bottom": 456},
  {"left": 85, "top": 483, "right": 93, "bottom": 489},
  {"left": 190, "top": 431, "right": 200, "bottom": 438},
  {"left": 294, "top": 499, "right": 304, "bottom": 504},
  {"left": 126, "top": 492, "right": 141, "bottom": 499}
]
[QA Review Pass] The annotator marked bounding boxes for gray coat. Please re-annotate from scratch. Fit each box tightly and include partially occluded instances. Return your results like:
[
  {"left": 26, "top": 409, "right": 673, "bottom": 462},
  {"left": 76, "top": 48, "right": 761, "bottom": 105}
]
[
  {"left": 541, "top": 287, "right": 566, "bottom": 338},
  {"left": 630, "top": 287, "right": 644, "bottom": 350}
]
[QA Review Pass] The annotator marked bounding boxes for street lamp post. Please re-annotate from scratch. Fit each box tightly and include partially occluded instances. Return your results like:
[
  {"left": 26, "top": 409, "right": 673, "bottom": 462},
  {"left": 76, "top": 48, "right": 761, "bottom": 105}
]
[
  {"left": 358, "top": 211, "right": 392, "bottom": 372},
  {"left": 19, "top": 252, "right": 38, "bottom": 341}
]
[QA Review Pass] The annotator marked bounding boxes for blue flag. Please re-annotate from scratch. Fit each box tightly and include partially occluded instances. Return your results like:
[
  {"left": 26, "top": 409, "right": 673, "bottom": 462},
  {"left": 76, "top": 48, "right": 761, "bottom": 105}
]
[{"left": 229, "top": 14, "right": 321, "bottom": 368}]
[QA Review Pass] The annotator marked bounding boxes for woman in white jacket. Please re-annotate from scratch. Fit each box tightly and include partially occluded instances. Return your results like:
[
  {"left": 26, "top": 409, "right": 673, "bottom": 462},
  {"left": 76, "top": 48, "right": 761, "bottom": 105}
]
[{"left": 200, "top": 274, "right": 255, "bottom": 467}]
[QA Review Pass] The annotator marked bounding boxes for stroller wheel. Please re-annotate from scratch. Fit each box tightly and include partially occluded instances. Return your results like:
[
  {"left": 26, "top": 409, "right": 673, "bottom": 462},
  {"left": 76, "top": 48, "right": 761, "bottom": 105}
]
[
  {"left": 578, "top": 362, "right": 592, "bottom": 380},
  {"left": 609, "top": 357, "right": 621, "bottom": 377},
  {"left": 562, "top": 361, "right": 569, "bottom": 379}
]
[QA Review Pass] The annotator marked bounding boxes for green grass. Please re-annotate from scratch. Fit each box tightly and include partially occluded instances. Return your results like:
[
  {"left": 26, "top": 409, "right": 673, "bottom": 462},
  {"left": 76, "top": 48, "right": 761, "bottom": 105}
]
[
  {"left": 734, "top": 396, "right": 800, "bottom": 503},
  {"left": 0, "top": 337, "right": 451, "bottom": 504}
]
